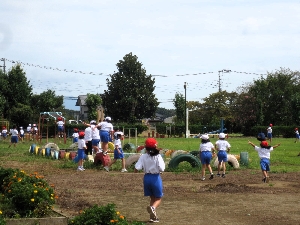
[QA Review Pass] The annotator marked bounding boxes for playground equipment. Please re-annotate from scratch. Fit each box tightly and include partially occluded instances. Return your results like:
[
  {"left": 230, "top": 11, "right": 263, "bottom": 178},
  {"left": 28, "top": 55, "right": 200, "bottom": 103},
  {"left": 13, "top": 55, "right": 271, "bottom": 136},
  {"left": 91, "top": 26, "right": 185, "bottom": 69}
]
[{"left": 38, "top": 112, "right": 66, "bottom": 143}]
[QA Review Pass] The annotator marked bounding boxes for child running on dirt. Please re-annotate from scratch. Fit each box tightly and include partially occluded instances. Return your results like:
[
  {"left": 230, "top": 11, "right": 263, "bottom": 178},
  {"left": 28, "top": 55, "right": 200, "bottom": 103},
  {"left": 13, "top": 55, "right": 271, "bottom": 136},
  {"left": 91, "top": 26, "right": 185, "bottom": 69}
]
[
  {"left": 215, "top": 133, "right": 231, "bottom": 178},
  {"left": 134, "top": 138, "right": 165, "bottom": 223},
  {"left": 77, "top": 131, "right": 87, "bottom": 171},
  {"left": 248, "top": 140, "right": 281, "bottom": 183},
  {"left": 199, "top": 134, "right": 215, "bottom": 181},
  {"left": 104, "top": 133, "right": 127, "bottom": 172}
]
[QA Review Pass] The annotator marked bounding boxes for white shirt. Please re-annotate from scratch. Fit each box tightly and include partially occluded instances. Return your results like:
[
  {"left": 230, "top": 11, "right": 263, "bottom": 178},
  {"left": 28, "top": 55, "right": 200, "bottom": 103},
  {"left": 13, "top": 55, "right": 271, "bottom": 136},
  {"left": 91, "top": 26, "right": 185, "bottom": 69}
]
[
  {"left": 84, "top": 127, "right": 92, "bottom": 141},
  {"left": 267, "top": 127, "right": 272, "bottom": 134},
  {"left": 57, "top": 121, "right": 64, "bottom": 127},
  {"left": 254, "top": 146, "right": 273, "bottom": 159},
  {"left": 135, "top": 153, "right": 165, "bottom": 174},
  {"left": 2, "top": 129, "right": 7, "bottom": 134},
  {"left": 27, "top": 126, "right": 31, "bottom": 132},
  {"left": 91, "top": 125, "right": 100, "bottom": 140},
  {"left": 78, "top": 139, "right": 86, "bottom": 150},
  {"left": 199, "top": 142, "right": 214, "bottom": 152},
  {"left": 11, "top": 129, "right": 18, "bottom": 136},
  {"left": 99, "top": 121, "right": 113, "bottom": 132},
  {"left": 20, "top": 129, "right": 24, "bottom": 135},
  {"left": 215, "top": 140, "right": 231, "bottom": 151},
  {"left": 114, "top": 131, "right": 124, "bottom": 139},
  {"left": 72, "top": 132, "right": 79, "bottom": 138},
  {"left": 114, "top": 139, "right": 121, "bottom": 148}
]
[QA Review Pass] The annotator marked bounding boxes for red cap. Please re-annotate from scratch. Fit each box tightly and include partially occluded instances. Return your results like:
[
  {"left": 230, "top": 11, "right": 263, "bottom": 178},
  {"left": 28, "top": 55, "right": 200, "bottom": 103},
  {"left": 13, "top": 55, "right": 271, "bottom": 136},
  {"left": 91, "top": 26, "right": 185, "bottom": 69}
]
[
  {"left": 145, "top": 138, "right": 158, "bottom": 148},
  {"left": 57, "top": 117, "right": 62, "bottom": 121},
  {"left": 295, "top": 128, "right": 298, "bottom": 130},
  {"left": 2, "top": 126, "right": 6, "bottom": 129},
  {"left": 74, "top": 128, "right": 78, "bottom": 132},
  {"left": 79, "top": 131, "right": 85, "bottom": 137},
  {"left": 261, "top": 141, "right": 269, "bottom": 147},
  {"left": 269, "top": 123, "right": 273, "bottom": 127}
]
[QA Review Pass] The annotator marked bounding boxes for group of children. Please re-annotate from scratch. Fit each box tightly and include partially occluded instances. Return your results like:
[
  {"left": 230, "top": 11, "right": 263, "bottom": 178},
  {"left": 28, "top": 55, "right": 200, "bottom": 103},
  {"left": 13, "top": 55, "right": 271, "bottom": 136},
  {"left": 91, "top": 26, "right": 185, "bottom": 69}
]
[{"left": 1, "top": 125, "right": 26, "bottom": 147}]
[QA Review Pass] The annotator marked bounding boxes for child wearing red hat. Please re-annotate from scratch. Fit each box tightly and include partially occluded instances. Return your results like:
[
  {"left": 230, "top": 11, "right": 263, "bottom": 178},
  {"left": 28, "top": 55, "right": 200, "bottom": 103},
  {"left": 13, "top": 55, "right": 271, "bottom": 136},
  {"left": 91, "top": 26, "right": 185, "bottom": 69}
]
[
  {"left": 266, "top": 123, "right": 273, "bottom": 144},
  {"left": 77, "top": 131, "right": 86, "bottom": 171},
  {"left": 134, "top": 138, "right": 165, "bottom": 223},
  {"left": 294, "top": 128, "right": 299, "bottom": 143},
  {"left": 248, "top": 140, "right": 281, "bottom": 183},
  {"left": 72, "top": 128, "right": 79, "bottom": 143}
]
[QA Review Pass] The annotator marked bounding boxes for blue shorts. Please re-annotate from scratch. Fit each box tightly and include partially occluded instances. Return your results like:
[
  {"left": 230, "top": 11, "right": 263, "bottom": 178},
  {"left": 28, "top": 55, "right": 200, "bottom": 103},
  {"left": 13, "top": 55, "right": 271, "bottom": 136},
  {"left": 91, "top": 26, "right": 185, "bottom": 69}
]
[
  {"left": 20, "top": 134, "right": 24, "bottom": 137},
  {"left": 114, "top": 148, "right": 124, "bottom": 159},
  {"left": 267, "top": 133, "right": 272, "bottom": 139},
  {"left": 73, "top": 137, "right": 78, "bottom": 143},
  {"left": 260, "top": 158, "right": 270, "bottom": 171},
  {"left": 92, "top": 139, "right": 100, "bottom": 146},
  {"left": 296, "top": 134, "right": 299, "bottom": 139},
  {"left": 11, "top": 136, "right": 18, "bottom": 143},
  {"left": 200, "top": 151, "right": 213, "bottom": 165},
  {"left": 58, "top": 126, "right": 64, "bottom": 132},
  {"left": 77, "top": 149, "right": 85, "bottom": 160},
  {"left": 217, "top": 150, "right": 228, "bottom": 162},
  {"left": 143, "top": 174, "right": 163, "bottom": 198},
  {"left": 2, "top": 133, "right": 7, "bottom": 138},
  {"left": 100, "top": 130, "right": 110, "bottom": 143}
]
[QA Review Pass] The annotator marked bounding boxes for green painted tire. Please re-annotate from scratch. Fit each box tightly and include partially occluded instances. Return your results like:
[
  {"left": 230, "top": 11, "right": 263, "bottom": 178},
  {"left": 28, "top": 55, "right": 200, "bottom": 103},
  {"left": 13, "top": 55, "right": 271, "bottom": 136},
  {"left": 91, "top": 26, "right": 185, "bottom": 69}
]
[
  {"left": 189, "top": 150, "right": 200, "bottom": 158},
  {"left": 168, "top": 154, "right": 201, "bottom": 169},
  {"left": 123, "top": 143, "right": 136, "bottom": 152}
]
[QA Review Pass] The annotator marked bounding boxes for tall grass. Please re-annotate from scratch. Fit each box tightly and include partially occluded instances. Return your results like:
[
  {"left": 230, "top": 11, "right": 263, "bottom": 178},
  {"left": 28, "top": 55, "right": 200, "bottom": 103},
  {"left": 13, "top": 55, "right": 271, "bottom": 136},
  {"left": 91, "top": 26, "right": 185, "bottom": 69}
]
[{"left": 0, "top": 135, "right": 299, "bottom": 173}]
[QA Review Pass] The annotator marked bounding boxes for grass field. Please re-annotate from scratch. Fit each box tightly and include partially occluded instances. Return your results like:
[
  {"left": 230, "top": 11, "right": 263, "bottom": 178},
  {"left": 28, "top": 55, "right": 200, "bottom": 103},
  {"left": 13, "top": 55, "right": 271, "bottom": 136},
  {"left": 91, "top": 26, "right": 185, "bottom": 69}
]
[{"left": 0, "top": 135, "right": 299, "bottom": 173}]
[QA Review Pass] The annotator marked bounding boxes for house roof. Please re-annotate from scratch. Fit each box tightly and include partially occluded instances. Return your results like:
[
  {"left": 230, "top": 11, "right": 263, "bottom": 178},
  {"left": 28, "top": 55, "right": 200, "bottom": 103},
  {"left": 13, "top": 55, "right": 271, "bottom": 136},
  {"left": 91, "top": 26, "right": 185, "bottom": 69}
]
[{"left": 75, "top": 95, "right": 87, "bottom": 106}]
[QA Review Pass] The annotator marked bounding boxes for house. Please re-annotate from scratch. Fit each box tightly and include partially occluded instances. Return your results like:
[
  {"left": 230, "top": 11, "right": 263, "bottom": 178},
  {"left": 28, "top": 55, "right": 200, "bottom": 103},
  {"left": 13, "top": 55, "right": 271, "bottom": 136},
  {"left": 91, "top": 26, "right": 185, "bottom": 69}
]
[
  {"left": 75, "top": 95, "right": 104, "bottom": 122},
  {"left": 75, "top": 95, "right": 88, "bottom": 121}
]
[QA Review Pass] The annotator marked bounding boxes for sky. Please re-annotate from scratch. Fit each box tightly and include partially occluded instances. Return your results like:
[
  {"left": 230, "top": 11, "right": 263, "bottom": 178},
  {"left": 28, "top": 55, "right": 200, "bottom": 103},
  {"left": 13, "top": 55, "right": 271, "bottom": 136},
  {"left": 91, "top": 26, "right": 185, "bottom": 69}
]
[{"left": 1, "top": 0, "right": 300, "bottom": 110}]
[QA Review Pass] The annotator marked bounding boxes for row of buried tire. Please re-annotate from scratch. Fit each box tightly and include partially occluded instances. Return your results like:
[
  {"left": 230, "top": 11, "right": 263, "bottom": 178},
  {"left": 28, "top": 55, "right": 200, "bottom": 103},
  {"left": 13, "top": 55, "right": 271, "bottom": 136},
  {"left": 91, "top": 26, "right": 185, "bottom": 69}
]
[{"left": 29, "top": 143, "right": 80, "bottom": 161}]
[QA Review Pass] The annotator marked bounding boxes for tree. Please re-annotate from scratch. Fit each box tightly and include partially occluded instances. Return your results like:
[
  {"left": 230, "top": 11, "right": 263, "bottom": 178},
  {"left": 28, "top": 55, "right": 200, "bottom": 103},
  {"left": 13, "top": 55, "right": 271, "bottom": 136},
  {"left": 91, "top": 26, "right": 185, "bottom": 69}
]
[
  {"left": 85, "top": 94, "right": 102, "bottom": 122},
  {"left": 7, "top": 103, "right": 33, "bottom": 126},
  {"left": 173, "top": 92, "right": 185, "bottom": 124},
  {"left": 30, "top": 90, "right": 64, "bottom": 121},
  {"left": 102, "top": 52, "right": 158, "bottom": 123}
]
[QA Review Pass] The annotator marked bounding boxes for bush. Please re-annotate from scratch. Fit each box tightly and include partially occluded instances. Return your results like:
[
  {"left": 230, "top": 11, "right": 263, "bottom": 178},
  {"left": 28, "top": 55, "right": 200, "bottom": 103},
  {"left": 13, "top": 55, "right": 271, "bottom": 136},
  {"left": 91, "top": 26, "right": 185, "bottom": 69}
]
[
  {"left": 68, "top": 204, "right": 145, "bottom": 225},
  {"left": 0, "top": 167, "right": 57, "bottom": 218}
]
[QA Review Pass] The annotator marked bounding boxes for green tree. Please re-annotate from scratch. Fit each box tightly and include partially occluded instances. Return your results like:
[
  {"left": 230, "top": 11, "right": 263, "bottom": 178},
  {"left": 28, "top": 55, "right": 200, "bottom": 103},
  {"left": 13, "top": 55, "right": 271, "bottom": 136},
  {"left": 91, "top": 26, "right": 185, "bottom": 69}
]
[
  {"left": 30, "top": 90, "right": 64, "bottom": 121},
  {"left": 102, "top": 52, "right": 158, "bottom": 123},
  {"left": 7, "top": 103, "right": 33, "bottom": 126},
  {"left": 173, "top": 92, "right": 185, "bottom": 124},
  {"left": 85, "top": 94, "right": 102, "bottom": 122}
]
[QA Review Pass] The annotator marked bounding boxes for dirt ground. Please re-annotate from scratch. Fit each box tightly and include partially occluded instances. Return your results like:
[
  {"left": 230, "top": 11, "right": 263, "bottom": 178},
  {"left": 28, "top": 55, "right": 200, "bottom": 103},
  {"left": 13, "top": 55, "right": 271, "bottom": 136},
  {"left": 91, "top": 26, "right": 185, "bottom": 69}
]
[{"left": 5, "top": 161, "right": 300, "bottom": 225}]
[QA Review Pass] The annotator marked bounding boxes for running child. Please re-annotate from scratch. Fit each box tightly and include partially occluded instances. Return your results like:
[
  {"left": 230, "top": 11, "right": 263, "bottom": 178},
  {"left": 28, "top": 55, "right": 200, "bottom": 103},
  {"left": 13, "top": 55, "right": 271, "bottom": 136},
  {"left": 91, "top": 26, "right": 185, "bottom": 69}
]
[
  {"left": 267, "top": 124, "right": 273, "bottom": 144},
  {"left": 215, "top": 133, "right": 231, "bottom": 178},
  {"left": 19, "top": 126, "right": 24, "bottom": 142},
  {"left": 77, "top": 131, "right": 87, "bottom": 171},
  {"left": 134, "top": 138, "right": 165, "bottom": 223},
  {"left": 104, "top": 133, "right": 127, "bottom": 172},
  {"left": 248, "top": 140, "right": 281, "bottom": 183},
  {"left": 295, "top": 128, "right": 299, "bottom": 143},
  {"left": 199, "top": 134, "right": 215, "bottom": 181}
]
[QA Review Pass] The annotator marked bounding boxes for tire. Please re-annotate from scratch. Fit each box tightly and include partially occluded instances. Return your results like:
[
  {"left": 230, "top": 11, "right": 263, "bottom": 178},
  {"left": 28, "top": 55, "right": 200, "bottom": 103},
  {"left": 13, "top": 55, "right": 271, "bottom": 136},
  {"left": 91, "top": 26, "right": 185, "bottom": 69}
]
[
  {"left": 69, "top": 142, "right": 78, "bottom": 150},
  {"left": 170, "top": 150, "right": 188, "bottom": 158},
  {"left": 108, "top": 142, "right": 115, "bottom": 151},
  {"left": 213, "top": 154, "right": 240, "bottom": 169},
  {"left": 123, "top": 143, "right": 136, "bottom": 153},
  {"left": 44, "top": 143, "right": 60, "bottom": 151},
  {"left": 125, "top": 154, "right": 141, "bottom": 168},
  {"left": 168, "top": 154, "right": 201, "bottom": 169},
  {"left": 189, "top": 150, "right": 200, "bottom": 158}
]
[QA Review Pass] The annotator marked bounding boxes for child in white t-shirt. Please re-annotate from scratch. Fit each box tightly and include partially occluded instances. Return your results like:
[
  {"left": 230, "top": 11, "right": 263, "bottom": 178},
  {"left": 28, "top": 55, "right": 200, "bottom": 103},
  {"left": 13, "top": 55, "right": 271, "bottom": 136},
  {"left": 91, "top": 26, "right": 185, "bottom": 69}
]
[
  {"left": 77, "top": 131, "right": 87, "bottom": 171},
  {"left": 72, "top": 128, "right": 79, "bottom": 143}
]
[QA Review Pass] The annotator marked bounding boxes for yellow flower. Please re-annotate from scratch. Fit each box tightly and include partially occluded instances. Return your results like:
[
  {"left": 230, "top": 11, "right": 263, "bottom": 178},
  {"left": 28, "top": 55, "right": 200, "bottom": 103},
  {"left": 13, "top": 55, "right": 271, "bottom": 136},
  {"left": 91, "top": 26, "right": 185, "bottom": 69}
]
[
  {"left": 34, "top": 190, "right": 38, "bottom": 194},
  {"left": 116, "top": 211, "right": 120, "bottom": 215},
  {"left": 18, "top": 178, "right": 22, "bottom": 182},
  {"left": 0, "top": 211, "right": 2, "bottom": 214},
  {"left": 31, "top": 198, "right": 34, "bottom": 202}
]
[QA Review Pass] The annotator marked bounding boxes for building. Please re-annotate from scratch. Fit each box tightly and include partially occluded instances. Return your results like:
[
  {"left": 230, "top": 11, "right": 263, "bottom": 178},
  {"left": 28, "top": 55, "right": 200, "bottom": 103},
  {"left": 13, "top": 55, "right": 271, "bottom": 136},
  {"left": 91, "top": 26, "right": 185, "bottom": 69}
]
[{"left": 75, "top": 95, "right": 88, "bottom": 121}]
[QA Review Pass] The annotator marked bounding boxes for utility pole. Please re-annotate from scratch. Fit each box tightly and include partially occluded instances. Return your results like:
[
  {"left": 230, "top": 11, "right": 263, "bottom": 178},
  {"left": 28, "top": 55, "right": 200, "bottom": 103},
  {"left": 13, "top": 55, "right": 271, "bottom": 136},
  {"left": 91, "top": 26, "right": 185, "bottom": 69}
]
[
  {"left": 0, "top": 58, "right": 5, "bottom": 73},
  {"left": 184, "top": 82, "right": 187, "bottom": 138}
]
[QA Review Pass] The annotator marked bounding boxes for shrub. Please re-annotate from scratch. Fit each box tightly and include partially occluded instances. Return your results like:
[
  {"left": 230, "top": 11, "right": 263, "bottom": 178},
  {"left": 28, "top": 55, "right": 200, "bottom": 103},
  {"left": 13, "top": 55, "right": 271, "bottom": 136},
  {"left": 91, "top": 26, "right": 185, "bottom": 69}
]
[
  {"left": 0, "top": 167, "right": 57, "bottom": 218},
  {"left": 68, "top": 204, "right": 145, "bottom": 225}
]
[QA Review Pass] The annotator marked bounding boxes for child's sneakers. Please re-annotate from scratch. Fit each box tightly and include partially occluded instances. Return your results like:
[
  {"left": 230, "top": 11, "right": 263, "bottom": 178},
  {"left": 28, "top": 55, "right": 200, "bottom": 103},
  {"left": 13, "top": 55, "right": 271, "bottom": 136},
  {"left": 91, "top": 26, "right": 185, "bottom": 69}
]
[
  {"left": 201, "top": 177, "right": 205, "bottom": 181},
  {"left": 104, "top": 166, "right": 109, "bottom": 172},
  {"left": 217, "top": 173, "right": 221, "bottom": 177},
  {"left": 103, "top": 151, "right": 108, "bottom": 155},
  {"left": 147, "top": 206, "right": 157, "bottom": 222},
  {"left": 265, "top": 176, "right": 269, "bottom": 183},
  {"left": 77, "top": 167, "right": 83, "bottom": 171},
  {"left": 121, "top": 168, "right": 128, "bottom": 172},
  {"left": 222, "top": 174, "right": 226, "bottom": 178},
  {"left": 209, "top": 173, "right": 214, "bottom": 180}
]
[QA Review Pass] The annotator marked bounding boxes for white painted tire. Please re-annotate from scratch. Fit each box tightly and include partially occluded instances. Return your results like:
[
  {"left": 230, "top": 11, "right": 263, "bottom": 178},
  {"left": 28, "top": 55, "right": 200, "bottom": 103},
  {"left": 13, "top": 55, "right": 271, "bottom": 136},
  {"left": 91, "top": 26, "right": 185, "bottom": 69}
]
[
  {"left": 171, "top": 150, "right": 188, "bottom": 158},
  {"left": 213, "top": 154, "right": 240, "bottom": 169},
  {"left": 44, "top": 143, "right": 60, "bottom": 151},
  {"left": 125, "top": 154, "right": 141, "bottom": 168}
]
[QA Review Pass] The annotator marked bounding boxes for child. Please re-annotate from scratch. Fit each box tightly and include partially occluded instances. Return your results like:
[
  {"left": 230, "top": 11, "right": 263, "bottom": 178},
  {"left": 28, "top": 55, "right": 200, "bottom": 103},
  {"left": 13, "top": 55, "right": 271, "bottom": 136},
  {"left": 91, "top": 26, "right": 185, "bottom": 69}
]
[
  {"left": 19, "top": 126, "right": 24, "bottom": 142},
  {"left": 294, "top": 128, "right": 299, "bottom": 143},
  {"left": 32, "top": 124, "right": 38, "bottom": 140},
  {"left": 199, "top": 134, "right": 215, "bottom": 181},
  {"left": 215, "top": 133, "right": 231, "bottom": 178},
  {"left": 26, "top": 124, "right": 32, "bottom": 141},
  {"left": 104, "top": 133, "right": 127, "bottom": 172},
  {"left": 84, "top": 125, "right": 93, "bottom": 155},
  {"left": 267, "top": 123, "right": 273, "bottom": 144},
  {"left": 134, "top": 138, "right": 165, "bottom": 223},
  {"left": 57, "top": 117, "right": 64, "bottom": 138},
  {"left": 98, "top": 117, "right": 114, "bottom": 155},
  {"left": 77, "top": 131, "right": 87, "bottom": 171},
  {"left": 248, "top": 140, "right": 281, "bottom": 183},
  {"left": 8, "top": 125, "right": 19, "bottom": 148},
  {"left": 72, "top": 128, "right": 79, "bottom": 143},
  {"left": 1, "top": 126, "right": 8, "bottom": 140}
]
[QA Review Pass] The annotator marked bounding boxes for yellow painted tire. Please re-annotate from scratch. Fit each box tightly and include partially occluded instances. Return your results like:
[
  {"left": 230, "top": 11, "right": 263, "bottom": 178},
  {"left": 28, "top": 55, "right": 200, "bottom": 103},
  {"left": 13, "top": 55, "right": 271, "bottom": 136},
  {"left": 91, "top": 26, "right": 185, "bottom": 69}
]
[
  {"left": 108, "top": 142, "right": 115, "bottom": 151},
  {"left": 65, "top": 152, "right": 70, "bottom": 159}
]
